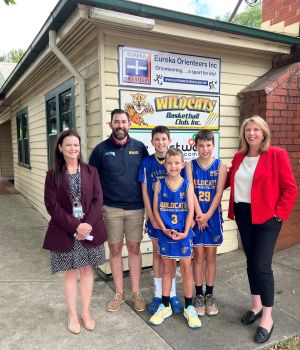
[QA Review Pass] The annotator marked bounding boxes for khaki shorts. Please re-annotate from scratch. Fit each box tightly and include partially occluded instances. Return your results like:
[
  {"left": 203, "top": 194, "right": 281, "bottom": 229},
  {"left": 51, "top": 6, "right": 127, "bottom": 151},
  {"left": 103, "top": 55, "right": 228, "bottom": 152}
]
[{"left": 103, "top": 206, "right": 144, "bottom": 245}]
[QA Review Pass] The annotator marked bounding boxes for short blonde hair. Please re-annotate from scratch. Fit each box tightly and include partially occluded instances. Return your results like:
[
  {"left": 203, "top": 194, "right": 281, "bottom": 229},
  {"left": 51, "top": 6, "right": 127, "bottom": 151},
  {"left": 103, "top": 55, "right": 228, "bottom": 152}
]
[
  {"left": 165, "top": 148, "right": 184, "bottom": 161},
  {"left": 240, "top": 115, "right": 270, "bottom": 154}
]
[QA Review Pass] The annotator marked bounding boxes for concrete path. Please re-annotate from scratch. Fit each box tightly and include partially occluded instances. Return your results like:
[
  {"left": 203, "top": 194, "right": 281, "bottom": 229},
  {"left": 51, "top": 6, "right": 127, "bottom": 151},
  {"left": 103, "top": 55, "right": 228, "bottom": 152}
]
[{"left": 0, "top": 192, "right": 299, "bottom": 350}]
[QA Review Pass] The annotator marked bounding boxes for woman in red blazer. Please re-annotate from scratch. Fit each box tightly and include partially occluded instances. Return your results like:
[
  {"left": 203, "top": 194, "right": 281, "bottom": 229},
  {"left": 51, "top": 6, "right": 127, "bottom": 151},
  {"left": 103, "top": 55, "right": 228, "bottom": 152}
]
[
  {"left": 43, "top": 130, "right": 107, "bottom": 334},
  {"left": 227, "top": 116, "right": 297, "bottom": 344}
]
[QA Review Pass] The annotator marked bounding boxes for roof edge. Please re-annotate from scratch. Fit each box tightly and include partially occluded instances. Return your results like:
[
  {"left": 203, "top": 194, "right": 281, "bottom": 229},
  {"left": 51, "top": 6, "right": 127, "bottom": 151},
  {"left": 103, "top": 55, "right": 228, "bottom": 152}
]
[{"left": 80, "top": 0, "right": 300, "bottom": 45}]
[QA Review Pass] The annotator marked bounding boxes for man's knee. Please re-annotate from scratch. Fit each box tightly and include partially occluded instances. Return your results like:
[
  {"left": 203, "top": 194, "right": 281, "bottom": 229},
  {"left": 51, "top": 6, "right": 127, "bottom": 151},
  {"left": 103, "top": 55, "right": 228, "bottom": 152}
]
[
  {"left": 126, "top": 241, "right": 141, "bottom": 255},
  {"left": 109, "top": 242, "right": 123, "bottom": 257}
]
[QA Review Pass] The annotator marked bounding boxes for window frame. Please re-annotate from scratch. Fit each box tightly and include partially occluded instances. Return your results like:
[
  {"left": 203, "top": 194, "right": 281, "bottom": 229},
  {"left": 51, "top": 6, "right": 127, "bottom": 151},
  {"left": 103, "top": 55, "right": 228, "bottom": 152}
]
[
  {"left": 16, "top": 107, "right": 31, "bottom": 169},
  {"left": 45, "top": 78, "right": 75, "bottom": 169}
]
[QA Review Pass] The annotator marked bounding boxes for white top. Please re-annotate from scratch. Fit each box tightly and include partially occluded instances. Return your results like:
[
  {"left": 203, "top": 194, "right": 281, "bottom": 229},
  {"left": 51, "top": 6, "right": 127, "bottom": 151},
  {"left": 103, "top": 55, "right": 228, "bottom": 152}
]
[{"left": 234, "top": 155, "right": 260, "bottom": 203}]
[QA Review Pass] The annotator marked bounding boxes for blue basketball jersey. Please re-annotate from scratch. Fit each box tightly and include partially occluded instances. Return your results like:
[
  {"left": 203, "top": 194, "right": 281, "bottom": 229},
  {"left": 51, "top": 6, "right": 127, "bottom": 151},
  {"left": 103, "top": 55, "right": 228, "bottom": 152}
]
[
  {"left": 192, "top": 158, "right": 223, "bottom": 246},
  {"left": 138, "top": 154, "right": 167, "bottom": 239},
  {"left": 157, "top": 177, "right": 194, "bottom": 258},
  {"left": 158, "top": 177, "right": 190, "bottom": 233},
  {"left": 138, "top": 154, "right": 167, "bottom": 204}
]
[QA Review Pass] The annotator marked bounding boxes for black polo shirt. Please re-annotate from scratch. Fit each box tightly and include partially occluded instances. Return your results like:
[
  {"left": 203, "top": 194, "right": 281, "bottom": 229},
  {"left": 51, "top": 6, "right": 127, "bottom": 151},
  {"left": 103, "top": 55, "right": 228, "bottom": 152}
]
[{"left": 89, "top": 135, "right": 148, "bottom": 210}]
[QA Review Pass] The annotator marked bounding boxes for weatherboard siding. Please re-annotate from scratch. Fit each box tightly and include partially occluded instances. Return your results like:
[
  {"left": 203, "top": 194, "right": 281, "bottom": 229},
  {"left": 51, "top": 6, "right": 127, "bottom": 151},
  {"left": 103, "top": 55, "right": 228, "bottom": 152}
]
[
  {"left": 101, "top": 31, "right": 273, "bottom": 254},
  {"left": 0, "top": 23, "right": 274, "bottom": 260}
]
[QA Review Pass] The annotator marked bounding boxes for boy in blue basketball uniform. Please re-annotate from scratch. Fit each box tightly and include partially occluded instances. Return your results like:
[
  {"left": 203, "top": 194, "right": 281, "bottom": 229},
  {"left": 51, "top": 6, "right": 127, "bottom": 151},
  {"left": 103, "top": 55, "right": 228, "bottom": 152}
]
[
  {"left": 186, "top": 130, "right": 227, "bottom": 316},
  {"left": 149, "top": 148, "right": 201, "bottom": 328},
  {"left": 138, "top": 126, "right": 183, "bottom": 314}
]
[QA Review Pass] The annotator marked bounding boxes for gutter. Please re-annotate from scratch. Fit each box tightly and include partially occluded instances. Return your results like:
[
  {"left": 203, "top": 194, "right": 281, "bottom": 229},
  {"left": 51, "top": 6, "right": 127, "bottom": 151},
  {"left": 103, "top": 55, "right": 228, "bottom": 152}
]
[
  {"left": 49, "top": 30, "right": 87, "bottom": 162},
  {"left": 79, "top": 0, "right": 300, "bottom": 45}
]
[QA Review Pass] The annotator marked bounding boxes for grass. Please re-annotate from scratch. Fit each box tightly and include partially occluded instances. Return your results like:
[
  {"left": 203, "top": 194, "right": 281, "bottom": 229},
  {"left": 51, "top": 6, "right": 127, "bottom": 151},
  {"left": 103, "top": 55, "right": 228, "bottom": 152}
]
[{"left": 267, "top": 336, "right": 300, "bottom": 350}]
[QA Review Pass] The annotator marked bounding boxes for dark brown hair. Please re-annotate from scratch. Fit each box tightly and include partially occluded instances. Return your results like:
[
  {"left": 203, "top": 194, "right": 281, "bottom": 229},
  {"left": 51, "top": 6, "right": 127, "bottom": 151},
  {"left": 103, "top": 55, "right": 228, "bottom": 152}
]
[
  {"left": 151, "top": 125, "right": 170, "bottom": 140},
  {"left": 194, "top": 129, "right": 215, "bottom": 145},
  {"left": 52, "top": 129, "right": 81, "bottom": 186},
  {"left": 110, "top": 108, "right": 129, "bottom": 122}
]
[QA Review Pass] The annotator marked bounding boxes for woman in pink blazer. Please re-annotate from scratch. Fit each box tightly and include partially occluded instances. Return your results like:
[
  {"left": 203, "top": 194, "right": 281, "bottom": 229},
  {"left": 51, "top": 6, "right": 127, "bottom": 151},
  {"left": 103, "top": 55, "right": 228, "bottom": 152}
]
[
  {"left": 43, "top": 129, "right": 107, "bottom": 334},
  {"left": 227, "top": 116, "right": 297, "bottom": 344}
]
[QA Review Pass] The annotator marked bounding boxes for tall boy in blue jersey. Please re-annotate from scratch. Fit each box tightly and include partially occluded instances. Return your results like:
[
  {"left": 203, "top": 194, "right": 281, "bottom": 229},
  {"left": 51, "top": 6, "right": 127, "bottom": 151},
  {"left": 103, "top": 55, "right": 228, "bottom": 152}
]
[
  {"left": 149, "top": 148, "right": 201, "bottom": 328},
  {"left": 138, "top": 126, "right": 183, "bottom": 314},
  {"left": 186, "top": 130, "right": 227, "bottom": 316}
]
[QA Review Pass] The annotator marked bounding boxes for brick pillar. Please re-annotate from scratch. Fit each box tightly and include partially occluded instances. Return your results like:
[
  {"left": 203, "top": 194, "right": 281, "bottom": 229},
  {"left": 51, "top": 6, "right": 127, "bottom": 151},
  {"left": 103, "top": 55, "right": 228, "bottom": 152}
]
[
  {"left": 261, "top": 0, "right": 300, "bottom": 36},
  {"left": 239, "top": 62, "right": 300, "bottom": 251}
]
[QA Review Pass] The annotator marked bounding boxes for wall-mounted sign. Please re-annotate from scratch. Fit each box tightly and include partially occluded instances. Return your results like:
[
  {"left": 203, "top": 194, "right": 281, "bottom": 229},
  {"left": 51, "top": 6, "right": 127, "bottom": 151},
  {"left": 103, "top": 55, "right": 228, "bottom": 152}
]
[
  {"left": 120, "top": 90, "right": 220, "bottom": 130},
  {"left": 129, "top": 129, "right": 219, "bottom": 162},
  {"left": 119, "top": 46, "right": 220, "bottom": 94}
]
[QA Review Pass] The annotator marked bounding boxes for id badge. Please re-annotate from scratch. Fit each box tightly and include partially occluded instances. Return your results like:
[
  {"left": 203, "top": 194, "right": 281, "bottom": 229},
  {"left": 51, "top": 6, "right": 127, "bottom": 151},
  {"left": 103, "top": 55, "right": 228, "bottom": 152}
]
[{"left": 72, "top": 204, "right": 83, "bottom": 219}]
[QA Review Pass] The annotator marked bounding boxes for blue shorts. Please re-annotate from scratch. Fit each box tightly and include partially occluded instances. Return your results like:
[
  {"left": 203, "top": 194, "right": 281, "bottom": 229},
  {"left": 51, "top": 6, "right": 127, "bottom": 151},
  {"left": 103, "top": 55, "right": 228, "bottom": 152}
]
[
  {"left": 158, "top": 228, "right": 194, "bottom": 259},
  {"left": 193, "top": 222, "right": 223, "bottom": 247},
  {"left": 145, "top": 218, "right": 159, "bottom": 239}
]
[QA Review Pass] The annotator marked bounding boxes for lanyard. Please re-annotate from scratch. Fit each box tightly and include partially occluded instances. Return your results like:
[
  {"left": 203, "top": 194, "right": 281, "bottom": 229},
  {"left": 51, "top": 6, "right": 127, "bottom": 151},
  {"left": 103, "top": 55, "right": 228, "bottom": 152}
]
[{"left": 67, "top": 164, "right": 81, "bottom": 205}]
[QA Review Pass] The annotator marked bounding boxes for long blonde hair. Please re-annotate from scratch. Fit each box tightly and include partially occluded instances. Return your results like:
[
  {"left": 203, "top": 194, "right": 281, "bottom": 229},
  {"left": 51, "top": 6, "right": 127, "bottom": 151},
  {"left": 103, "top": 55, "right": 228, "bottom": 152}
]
[{"left": 240, "top": 115, "right": 270, "bottom": 154}]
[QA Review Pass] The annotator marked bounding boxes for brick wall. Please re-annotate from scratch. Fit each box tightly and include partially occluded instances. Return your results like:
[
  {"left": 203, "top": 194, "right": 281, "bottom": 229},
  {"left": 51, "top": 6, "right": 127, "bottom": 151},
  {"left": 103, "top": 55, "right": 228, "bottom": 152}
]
[
  {"left": 263, "top": 0, "right": 300, "bottom": 25},
  {"left": 239, "top": 62, "right": 300, "bottom": 251},
  {"left": 261, "top": 0, "right": 300, "bottom": 36}
]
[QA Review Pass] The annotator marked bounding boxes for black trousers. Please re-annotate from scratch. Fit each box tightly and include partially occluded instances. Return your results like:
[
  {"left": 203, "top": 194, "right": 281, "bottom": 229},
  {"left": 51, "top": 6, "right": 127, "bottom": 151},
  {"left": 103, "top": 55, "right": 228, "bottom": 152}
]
[{"left": 234, "top": 203, "right": 282, "bottom": 307}]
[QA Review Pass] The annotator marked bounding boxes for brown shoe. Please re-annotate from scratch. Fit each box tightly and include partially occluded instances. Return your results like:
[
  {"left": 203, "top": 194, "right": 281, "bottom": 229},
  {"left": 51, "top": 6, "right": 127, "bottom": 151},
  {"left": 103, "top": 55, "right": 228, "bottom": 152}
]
[
  {"left": 205, "top": 294, "right": 219, "bottom": 316},
  {"left": 107, "top": 292, "right": 125, "bottom": 312},
  {"left": 132, "top": 292, "right": 146, "bottom": 312},
  {"left": 193, "top": 294, "right": 205, "bottom": 317}
]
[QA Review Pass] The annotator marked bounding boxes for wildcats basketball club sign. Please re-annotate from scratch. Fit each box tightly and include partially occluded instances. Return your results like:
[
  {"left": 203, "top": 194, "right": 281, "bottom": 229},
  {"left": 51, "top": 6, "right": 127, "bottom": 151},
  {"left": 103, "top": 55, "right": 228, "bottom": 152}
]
[{"left": 119, "top": 46, "right": 221, "bottom": 94}]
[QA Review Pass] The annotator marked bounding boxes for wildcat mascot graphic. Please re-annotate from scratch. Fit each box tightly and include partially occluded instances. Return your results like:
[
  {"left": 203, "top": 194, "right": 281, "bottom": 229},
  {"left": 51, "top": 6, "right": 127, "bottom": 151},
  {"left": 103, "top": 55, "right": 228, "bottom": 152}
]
[{"left": 124, "top": 93, "right": 154, "bottom": 126}]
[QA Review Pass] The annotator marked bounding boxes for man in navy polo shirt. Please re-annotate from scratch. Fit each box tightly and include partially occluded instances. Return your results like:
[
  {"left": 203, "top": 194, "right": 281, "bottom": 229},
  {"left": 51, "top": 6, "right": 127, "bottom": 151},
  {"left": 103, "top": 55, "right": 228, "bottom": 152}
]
[{"left": 89, "top": 108, "right": 148, "bottom": 312}]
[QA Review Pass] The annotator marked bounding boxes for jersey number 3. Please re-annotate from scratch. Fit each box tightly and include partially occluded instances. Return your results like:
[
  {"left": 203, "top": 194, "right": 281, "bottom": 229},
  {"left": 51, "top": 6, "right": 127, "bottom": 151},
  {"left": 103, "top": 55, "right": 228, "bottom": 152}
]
[{"left": 171, "top": 214, "right": 178, "bottom": 224}]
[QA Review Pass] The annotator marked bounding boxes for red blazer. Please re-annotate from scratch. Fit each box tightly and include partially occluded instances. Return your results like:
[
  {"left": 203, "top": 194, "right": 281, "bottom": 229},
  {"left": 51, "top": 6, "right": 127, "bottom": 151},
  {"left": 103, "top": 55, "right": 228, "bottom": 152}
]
[
  {"left": 227, "top": 146, "right": 298, "bottom": 224},
  {"left": 43, "top": 162, "right": 107, "bottom": 252}
]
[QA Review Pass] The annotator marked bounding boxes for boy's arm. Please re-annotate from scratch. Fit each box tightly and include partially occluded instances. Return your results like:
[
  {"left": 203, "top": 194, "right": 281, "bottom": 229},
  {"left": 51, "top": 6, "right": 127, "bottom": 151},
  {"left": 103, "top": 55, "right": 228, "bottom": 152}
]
[
  {"left": 185, "top": 161, "right": 202, "bottom": 216},
  {"left": 142, "top": 183, "right": 159, "bottom": 229},
  {"left": 173, "top": 181, "right": 194, "bottom": 240},
  {"left": 153, "top": 181, "right": 173, "bottom": 238},
  {"left": 198, "top": 162, "right": 227, "bottom": 225}
]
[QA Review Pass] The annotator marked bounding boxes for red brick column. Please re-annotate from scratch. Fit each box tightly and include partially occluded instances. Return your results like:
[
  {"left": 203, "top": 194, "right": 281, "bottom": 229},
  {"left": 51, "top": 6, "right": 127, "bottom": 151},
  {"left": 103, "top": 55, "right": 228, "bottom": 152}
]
[
  {"left": 262, "top": 0, "right": 300, "bottom": 30},
  {"left": 239, "top": 63, "right": 300, "bottom": 250}
]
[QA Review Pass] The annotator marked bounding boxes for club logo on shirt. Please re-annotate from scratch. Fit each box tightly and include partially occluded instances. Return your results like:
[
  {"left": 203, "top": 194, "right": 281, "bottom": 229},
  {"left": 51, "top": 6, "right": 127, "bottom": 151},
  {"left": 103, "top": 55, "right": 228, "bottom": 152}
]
[
  {"left": 210, "top": 170, "right": 218, "bottom": 177},
  {"left": 180, "top": 191, "right": 186, "bottom": 198},
  {"left": 181, "top": 247, "right": 189, "bottom": 255},
  {"left": 104, "top": 152, "right": 115, "bottom": 157}
]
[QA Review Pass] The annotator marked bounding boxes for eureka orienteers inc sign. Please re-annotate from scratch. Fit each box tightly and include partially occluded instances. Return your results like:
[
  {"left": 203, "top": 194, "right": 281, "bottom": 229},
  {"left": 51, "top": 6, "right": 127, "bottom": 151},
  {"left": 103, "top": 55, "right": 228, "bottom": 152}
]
[{"left": 119, "top": 46, "right": 221, "bottom": 94}]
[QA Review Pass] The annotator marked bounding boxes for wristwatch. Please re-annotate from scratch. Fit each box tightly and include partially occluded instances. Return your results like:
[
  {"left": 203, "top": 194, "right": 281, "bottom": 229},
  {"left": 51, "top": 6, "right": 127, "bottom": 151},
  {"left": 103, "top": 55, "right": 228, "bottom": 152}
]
[{"left": 274, "top": 215, "right": 282, "bottom": 222}]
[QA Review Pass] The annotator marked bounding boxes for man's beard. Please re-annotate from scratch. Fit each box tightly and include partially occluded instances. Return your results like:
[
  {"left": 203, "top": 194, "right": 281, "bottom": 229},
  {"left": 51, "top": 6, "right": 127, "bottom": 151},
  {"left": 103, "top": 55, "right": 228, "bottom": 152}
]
[{"left": 113, "top": 128, "right": 128, "bottom": 140}]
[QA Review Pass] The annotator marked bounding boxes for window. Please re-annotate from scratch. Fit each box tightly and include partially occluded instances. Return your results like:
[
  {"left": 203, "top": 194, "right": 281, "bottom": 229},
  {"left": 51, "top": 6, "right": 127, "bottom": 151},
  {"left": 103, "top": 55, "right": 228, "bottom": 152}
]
[
  {"left": 16, "top": 107, "right": 30, "bottom": 168},
  {"left": 45, "top": 78, "right": 75, "bottom": 168}
]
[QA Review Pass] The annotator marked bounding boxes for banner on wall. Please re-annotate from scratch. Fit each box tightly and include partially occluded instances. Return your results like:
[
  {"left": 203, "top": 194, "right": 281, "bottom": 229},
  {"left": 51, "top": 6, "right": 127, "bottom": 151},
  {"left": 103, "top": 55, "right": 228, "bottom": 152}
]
[
  {"left": 119, "top": 46, "right": 220, "bottom": 94},
  {"left": 120, "top": 90, "right": 220, "bottom": 130},
  {"left": 129, "top": 129, "right": 219, "bottom": 162}
]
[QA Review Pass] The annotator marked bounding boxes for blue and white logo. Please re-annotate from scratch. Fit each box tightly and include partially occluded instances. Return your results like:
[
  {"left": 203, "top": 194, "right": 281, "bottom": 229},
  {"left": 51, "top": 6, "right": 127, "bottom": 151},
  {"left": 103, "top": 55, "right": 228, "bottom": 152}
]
[{"left": 125, "top": 57, "right": 148, "bottom": 77}]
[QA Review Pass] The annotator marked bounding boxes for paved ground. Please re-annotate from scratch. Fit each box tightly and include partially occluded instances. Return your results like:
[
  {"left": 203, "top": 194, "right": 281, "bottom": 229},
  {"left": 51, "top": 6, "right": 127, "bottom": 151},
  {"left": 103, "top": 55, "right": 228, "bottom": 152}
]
[{"left": 0, "top": 182, "right": 299, "bottom": 350}]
